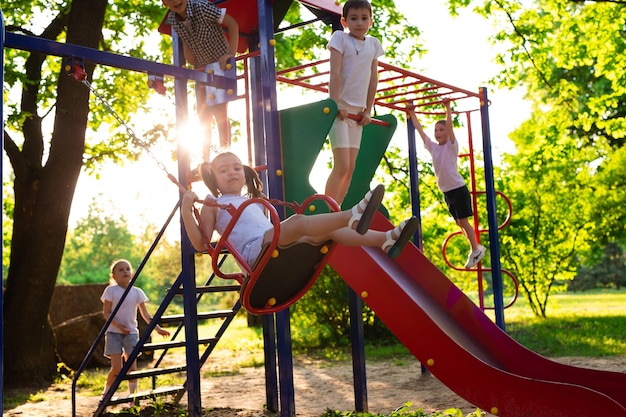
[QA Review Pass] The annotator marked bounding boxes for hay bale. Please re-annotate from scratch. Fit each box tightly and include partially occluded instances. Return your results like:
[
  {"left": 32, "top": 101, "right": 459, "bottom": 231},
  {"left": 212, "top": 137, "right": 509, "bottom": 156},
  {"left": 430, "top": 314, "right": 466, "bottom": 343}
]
[
  {"left": 50, "top": 284, "right": 107, "bottom": 327},
  {"left": 54, "top": 312, "right": 109, "bottom": 369}
]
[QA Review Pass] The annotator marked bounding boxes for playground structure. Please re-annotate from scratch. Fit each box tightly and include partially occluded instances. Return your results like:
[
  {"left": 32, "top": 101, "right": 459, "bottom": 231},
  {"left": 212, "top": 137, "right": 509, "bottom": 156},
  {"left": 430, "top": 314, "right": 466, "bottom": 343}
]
[{"left": 2, "top": 1, "right": 626, "bottom": 417}]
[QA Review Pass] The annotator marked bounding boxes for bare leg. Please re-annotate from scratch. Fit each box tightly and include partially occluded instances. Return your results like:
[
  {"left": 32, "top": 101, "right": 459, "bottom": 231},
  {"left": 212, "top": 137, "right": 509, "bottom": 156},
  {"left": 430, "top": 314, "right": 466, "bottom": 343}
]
[
  {"left": 105, "top": 353, "right": 123, "bottom": 395},
  {"left": 325, "top": 147, "right": 359, "bottom": 205},
  {"left": 126, "top": 355, "right": 137, "bottom": 394},
  {"left": 457, "top": 217, "right": 479, "bottom": 251},
  {"left": 276, "top": 185, "right": 382, "bottom": 246},
  {"left": 277, "top": 211, "right": 352, "bottom": 246},
  {"left": 212, "top": 102, "right": 231, "bottom": 149}
]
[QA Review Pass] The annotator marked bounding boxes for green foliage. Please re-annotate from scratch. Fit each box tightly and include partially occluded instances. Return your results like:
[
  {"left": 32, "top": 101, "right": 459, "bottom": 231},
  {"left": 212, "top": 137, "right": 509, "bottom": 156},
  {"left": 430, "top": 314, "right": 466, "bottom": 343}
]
[
  {"left": 58, "top": 195, "right": 138, "bottom": 284},
  {"left": 321, "top": 403, "right": 485, "bottom": 417},
  {"left": 274, "top": 0, "right": 424, "bottom": 71},
  {"left": 57, "top": 194, "right": 183, "bottom": 305},
  {"left": 570, "top": 242, "right": 626, "bottom": 291},
  {"left": 2, "top": 177, "right": 14, "bottom": 282},
  {"left": 3, "top": 0, "right": 170, "bottom": 175},
  {"left": 290, "top": 266, "right": 396, "bottom": 348},
  {"left": 445, "top": 0, "right": 626, "bottom": 316}
]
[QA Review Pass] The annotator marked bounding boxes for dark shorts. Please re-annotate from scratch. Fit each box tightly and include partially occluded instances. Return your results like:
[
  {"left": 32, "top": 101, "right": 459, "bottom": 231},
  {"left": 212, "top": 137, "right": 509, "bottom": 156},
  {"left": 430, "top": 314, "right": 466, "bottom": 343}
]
[{"left": 443, "top": 185, "right": 473, "bottom": 220}]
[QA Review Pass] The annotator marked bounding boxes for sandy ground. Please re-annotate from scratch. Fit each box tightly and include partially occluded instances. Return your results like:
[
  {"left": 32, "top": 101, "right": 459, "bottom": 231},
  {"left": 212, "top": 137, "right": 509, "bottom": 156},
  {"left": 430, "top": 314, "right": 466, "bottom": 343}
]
[{"left": 4, "top": 355, "right": 625, "bottom": 417}]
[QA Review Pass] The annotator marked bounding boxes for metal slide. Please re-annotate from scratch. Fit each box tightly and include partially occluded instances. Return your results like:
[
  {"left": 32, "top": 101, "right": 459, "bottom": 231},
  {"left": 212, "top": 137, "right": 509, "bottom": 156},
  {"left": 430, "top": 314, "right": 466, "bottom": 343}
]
[{"left": 329, "top": 213, "right": 626, "bottom": 417}]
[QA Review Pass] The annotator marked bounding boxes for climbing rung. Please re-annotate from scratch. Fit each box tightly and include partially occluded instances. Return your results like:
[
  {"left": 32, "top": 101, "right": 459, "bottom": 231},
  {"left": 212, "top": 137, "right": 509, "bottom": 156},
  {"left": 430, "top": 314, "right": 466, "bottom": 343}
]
[
  {"left": 193, "top": 284, "right": 241, "bottom": 293},
  {"left": 144, "top": 337, "right": 218, "bottom": 351},
  {"left": 123, "top": 364, "right": 186, "bottom": 380},
  {"left": 168, "top": 284, "right": 241, "bottom": 294},
  {"left": 106, "top": 386, "right": 186, "bottom": 405},
  {"left": 160, "top": 310, "right": 235, "bottom": 323}
]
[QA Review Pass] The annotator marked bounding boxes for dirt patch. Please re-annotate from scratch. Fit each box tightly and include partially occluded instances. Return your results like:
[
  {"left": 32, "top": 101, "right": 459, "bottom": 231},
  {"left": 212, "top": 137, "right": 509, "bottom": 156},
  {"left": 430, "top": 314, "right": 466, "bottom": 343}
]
[{"left": 4, "top": 356, "right": 625, "bottom": 417}]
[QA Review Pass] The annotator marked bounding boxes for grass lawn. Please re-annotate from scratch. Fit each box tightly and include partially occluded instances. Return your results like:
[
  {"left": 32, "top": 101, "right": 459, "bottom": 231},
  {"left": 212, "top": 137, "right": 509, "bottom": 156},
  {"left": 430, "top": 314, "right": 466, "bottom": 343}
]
[
  {"left": 499, "top": 288, "right": 626, "bottom": 357},
  {"left": 201, "top": 288, "right": 626, "bottom": 360}
]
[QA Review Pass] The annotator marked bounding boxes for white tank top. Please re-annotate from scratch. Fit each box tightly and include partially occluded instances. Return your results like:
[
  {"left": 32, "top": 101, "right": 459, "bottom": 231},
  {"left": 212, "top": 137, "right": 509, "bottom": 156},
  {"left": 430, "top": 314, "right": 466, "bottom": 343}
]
[{"left": 213, "top": 194, "right": 273, "bottom": 257}]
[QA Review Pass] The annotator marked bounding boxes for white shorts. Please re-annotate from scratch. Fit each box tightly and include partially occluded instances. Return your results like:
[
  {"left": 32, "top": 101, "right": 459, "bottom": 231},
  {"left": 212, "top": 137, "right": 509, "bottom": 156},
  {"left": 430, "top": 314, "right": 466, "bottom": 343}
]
[
  {"left": 241, "top": 234, "right": 267, "bottom": 268},
  {"left": 329, "top": 105, "right": 365, "bottom": 149},
  {"left": 195, "top": 61, "right": 237, "bottom": 107}
]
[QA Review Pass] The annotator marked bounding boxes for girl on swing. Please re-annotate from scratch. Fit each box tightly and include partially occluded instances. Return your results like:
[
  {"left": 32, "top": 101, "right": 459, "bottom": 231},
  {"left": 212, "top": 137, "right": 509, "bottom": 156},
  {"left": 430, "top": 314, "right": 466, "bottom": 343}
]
[{"left": 180, "top": 152, "right": 418, "bottom": 267}]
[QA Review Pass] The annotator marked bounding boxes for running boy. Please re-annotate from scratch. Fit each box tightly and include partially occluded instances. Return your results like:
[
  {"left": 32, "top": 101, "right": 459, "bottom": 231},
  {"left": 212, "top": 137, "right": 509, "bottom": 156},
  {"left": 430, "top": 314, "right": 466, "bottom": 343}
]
[
  {"left": 407, "top": 101, "right": 486, "bottom": 268},
  {"left": 324, "top": 0, "right": 384, "bottom": 205},
  {"left": 162, "top": 0, "right": 239, "bottom": 161}
]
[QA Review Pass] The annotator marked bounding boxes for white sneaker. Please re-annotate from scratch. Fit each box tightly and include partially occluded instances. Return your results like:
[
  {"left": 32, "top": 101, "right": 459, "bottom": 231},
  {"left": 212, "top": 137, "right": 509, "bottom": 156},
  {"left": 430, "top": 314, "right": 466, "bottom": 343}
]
[{"left": 465, "top": 245, "right": 486, "bottom": 268}]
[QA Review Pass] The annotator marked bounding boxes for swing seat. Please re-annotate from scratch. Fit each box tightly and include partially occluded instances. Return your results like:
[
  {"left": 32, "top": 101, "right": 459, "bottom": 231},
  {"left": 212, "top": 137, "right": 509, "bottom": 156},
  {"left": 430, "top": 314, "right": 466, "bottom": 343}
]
[
  {"left": 240, "top": 239, "right": 334, "bottom": 315},
  {"left": 206, "top": 193, "right": 340, "bottom": 315}
]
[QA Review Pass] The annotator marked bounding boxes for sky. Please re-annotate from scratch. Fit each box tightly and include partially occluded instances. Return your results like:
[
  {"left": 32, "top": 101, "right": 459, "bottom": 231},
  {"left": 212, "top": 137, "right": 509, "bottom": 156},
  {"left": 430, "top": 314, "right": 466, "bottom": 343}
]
[{"left": 63, "top": 1, "right": 532, "bottom": 236}]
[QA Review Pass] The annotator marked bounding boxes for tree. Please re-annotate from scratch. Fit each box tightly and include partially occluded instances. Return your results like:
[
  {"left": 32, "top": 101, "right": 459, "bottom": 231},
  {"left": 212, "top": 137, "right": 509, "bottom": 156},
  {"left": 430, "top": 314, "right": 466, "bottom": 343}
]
[
  {"left": 446, "top": 0, "right": 626, "bottom": 315},
  {"left": 2, "top": 0, "right": 164, "bottom": 386},
  {"left": 3, "top": 0, "right": 423, "bottom": 385},
  {"left": 58, "top": 196, "right": 137, "bottom": 285}
]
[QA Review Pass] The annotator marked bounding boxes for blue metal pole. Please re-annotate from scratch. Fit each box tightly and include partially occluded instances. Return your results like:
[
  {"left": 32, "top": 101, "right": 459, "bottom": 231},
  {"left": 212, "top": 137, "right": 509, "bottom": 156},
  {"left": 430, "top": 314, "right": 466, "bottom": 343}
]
[
  {"left": 349, "top": 291, "right": 368, "bottom": 412},
  {"left": 407, "top": 117, "right": 423, "bottom": 249},
  {"left": 171, "top": 30, "right": 202, "bottom": 415},
  {"left": 256, "top": 1, "right": 295, "bottom": 416},
  {"left": 1, "top": 9, "right": 5, "bottom": 413},
  {"left": 3, "top": 32, "right": 234, "bottom": 89},
  {"left": 249, "top": 33, "right": 279, "bottom": 413},
  {"left": 407, "top": 115, "right": 429, "bottom": 376},
  {"left": 479, "top": 87, "right": 505, "bottom": 330}
]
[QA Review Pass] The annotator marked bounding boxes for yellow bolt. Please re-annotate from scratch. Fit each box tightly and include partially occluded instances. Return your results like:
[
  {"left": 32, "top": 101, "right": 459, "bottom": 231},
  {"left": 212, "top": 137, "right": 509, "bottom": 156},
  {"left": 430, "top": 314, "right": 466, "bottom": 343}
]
[
  {"left": 276, "top": 169, "right": 283, "bottom": 176},
  {"left": 323, "top": 107, "right": 330, "bottom": 114},
  {"left": 269, "top": 39, "right": 276, "bottom": 46},
  {"left": 64, "top": 64, "right": 71, "bottom": 72},
  {"left": 267, "top": 297, "right": 277, "bottom": 306},
  {"left": 490, "top": 407, "right": 499, "bottom": 415},
  {"left": 426, "top": 358, "right": 434, "bottom": 366},
  {"left": 272, "top": 249, "right": 279, "bottom": 258},
  {"left": 226, "top": 63, "right": 232, "bottom": 70},
  {"left": 227, "top": 88, "right": 234, "bottom": 95},
  {"left": 208, "top": 93, "right": 216, "bottom": 100},
  {"left": 335, "top": 0, "right": 340, "bottom": 4},
  {"left": 309, "top": 204, "right": 316, "bottom": 212},
  {"left": 320, "top": 245, "right": 329, "bottom": 254},
  {"left": 360, "top": 291, "right": 368, "bottom": 299},
  {"left": 206, "top": 68, "right": 214, "bottom": 74}
]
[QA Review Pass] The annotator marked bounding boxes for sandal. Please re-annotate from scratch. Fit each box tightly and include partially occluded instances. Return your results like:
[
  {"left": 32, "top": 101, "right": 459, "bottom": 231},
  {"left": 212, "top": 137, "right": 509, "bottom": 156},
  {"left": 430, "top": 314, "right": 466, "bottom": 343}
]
[
  {"left": 383, "top": 216, "right": 419, "bottom": 259},
  {"left": 348, "top": 184, "right": 385, "bottom": 235}
]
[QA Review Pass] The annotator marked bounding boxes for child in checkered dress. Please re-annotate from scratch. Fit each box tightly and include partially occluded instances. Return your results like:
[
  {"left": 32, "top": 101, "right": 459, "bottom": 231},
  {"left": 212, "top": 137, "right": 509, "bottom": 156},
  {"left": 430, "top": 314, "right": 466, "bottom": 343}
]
[{"left": 162, "top": 0, "right": 239, "bottom": 161}]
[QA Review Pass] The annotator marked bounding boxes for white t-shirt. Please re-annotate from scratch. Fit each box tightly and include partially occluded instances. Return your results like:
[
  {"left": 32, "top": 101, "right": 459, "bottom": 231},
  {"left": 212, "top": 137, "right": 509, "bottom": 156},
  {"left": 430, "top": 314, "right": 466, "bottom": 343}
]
[
  {"left": 101, "top": 285, "right": 148, "bottom": 334},
  {"left": 423, "top": 137, "right": 466, "bottom": 192},
  {"left": 327, "top": 31, "right": 384, "bottom": 110}
]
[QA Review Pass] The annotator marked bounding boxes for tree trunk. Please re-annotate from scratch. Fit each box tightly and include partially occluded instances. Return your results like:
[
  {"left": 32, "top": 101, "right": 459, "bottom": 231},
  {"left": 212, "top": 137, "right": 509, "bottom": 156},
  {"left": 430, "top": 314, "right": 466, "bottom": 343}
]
[{"left": 3, "top": 0, "right": 107, "bottom": 387}]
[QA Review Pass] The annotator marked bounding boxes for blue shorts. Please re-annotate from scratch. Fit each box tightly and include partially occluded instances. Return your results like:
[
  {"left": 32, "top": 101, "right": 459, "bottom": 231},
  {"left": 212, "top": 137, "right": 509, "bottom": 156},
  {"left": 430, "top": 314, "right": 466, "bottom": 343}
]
[
  {"left": 443, "top": 185, "right": 473, "bottom": 220},
  {"left": 104, "top": 332, "right": 139, "bottom": 357}
]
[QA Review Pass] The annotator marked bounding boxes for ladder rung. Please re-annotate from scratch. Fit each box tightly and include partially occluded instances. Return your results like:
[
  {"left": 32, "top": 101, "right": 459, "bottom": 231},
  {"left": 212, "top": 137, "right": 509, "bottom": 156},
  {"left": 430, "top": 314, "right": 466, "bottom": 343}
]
[
  {"left": 144, "top": 337, "right": 218, "bottom": 351},
  {"left": 160, "top": 310, "right": 235, "bottom": 323},
  {"left": 123, "top": 365, "right": 186, "bottom": 379},
  {"left": 107, "top": 386, "right": 186, "bottom": 405},
  {"left": 169, "top": 284, "right": 241, "bottom": 294},
  {"left": 195, "top": 284, "right": 241, "bottom": 293}
]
